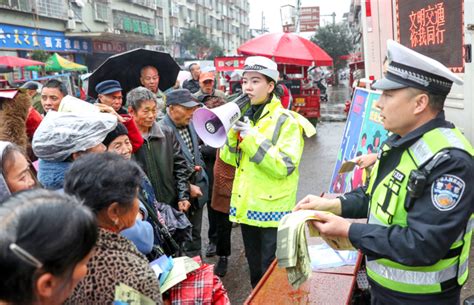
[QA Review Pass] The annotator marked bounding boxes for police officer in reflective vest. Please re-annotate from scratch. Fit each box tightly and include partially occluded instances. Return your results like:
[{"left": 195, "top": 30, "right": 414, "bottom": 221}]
[{"left": 294, "top": 39, "right": 474, "bottom": 305}]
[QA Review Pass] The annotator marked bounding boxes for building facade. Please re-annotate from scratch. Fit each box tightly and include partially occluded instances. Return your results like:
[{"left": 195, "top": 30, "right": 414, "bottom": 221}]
[{"left": 0, "top": 0, "right": 250, "bottom": 69}]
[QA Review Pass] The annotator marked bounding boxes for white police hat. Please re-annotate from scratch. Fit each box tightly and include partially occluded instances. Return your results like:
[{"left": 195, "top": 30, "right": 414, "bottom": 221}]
[
  {"left": 372, "top": 40, "right": 463, "bottom": 96},
  {"left": 237, "top": 56, "right": 279, "bottom": 83}
]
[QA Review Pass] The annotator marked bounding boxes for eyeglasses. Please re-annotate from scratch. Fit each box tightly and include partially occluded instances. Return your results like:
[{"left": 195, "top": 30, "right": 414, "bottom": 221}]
[{"left": 9, "top": 243, "right": 43, "bottom": 268}]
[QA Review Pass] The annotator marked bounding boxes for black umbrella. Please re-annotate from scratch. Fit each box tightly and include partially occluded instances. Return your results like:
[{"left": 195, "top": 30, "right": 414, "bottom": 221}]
[{"left": 87, "top": 48, "right": 180, "bottom": 98}]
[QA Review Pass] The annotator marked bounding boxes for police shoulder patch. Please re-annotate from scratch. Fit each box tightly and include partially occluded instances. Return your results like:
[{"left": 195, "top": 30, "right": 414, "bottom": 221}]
[{"left": 431, "top": 174, "right": 465, "bottom": 211}]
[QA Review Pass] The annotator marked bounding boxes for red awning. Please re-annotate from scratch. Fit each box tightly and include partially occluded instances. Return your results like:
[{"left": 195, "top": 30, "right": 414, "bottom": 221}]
[
  {"left": 0, "top": 56, "right": 45, "bottom": 68},
  {"left": 237, "top": 32, "right": 333, "bottom": 67}
]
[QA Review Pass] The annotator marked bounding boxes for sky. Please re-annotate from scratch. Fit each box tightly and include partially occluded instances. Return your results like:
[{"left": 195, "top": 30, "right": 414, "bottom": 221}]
[{"left": 249, "top": 0, "right": 351, "bottom": 35}]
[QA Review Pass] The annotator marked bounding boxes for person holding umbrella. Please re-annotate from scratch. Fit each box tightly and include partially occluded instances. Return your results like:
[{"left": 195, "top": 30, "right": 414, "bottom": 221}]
[{"left": 140, "top": 65, "right": 166, "bottom": 119}]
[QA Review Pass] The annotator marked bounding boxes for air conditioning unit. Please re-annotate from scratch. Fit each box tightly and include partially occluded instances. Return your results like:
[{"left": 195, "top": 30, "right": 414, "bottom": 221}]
[
  {"left": 70, "top": 0, "right": 85, "bottom": 7},
  {"left": 185, "top": 17, "right": 191, "bottom": 24},
  {"left": 66, "top": 19, "right": 76, "bottom": 30},
  {"left": 67, "top": 9, "right": 75, "bottom": 19}
]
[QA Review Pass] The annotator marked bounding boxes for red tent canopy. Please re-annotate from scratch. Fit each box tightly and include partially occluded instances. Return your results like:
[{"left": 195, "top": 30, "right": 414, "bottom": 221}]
[
  {"left": 237, "top": 32, "right": 333, "bottom": 67},
  {"left": 0, "top": 56, "right": 45, "bottom": 68}
]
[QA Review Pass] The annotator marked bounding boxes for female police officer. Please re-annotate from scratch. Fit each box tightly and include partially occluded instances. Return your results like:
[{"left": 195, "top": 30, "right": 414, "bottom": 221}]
[{"left": 220, "top": 56, "right": 315, "bottom": 287}]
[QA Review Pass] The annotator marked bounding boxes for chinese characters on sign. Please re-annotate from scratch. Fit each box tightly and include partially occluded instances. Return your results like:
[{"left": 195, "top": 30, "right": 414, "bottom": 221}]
[
  {"left": 93, "top": 41, "right": 127, "bottom": 54},
  {"left": 0, "top": 24, "right": 91, "bottom": 53},
  {"left": 408, "top": 3, "right": 445, "bottom": 48},
  {"left": 397, "top": 0, "right": 463, "bottom": 72}
]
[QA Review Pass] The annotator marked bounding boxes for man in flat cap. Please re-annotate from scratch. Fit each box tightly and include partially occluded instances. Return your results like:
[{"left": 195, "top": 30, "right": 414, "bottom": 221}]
[
  {"left": 95, "top": 80, "right": 127, "bottom": 114},
  {"left": 161, "top": 89, "right": 209, "bottom": 257},
  {"left": 295, "top": 40, "right": 474, "bottom": 304}
]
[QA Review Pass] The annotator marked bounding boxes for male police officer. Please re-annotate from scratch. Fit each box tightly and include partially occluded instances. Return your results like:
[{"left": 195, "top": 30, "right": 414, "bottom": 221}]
[{"left": 295, "top": 40, "right": 474, "bottom": 304}]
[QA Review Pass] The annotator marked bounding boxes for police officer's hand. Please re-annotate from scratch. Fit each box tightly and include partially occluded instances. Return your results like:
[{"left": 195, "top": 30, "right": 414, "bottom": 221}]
[
  {"left": 294, "top": 195, "right": 342, "bottom": 215},
  {"left": 311, "top": 211, "right": 351, "bottom": 238}
]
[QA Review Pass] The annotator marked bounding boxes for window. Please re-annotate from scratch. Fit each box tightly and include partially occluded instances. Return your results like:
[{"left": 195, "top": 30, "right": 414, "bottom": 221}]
[
  {"left": 71, "top": 3, "right": 82, "bottom": 22},
  {"left": 94, "top": 2, "right": 109, "bottom": 22},
  {"left": 0, "top": 0, "right": 31, "bottom": 12},
  {"left": 130, "top": 0, "right": 156, "bottom": 9},
  {"left": 36, "top": 0, "right": 66, "bottom": 19}
]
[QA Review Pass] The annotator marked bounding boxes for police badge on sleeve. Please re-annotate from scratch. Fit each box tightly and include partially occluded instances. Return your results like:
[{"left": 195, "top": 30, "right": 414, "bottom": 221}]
[{"left": 431, "top": 175, "right": 465, "bottom": 211}]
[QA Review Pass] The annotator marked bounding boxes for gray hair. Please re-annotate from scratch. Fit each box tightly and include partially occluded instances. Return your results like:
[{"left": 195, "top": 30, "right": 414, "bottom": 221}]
[{"left": 126, "top": 86, "right": 156, "bottom": 111}]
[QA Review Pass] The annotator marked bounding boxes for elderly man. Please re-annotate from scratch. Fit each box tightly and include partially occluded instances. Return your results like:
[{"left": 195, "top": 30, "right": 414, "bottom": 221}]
[
  {"left": 95, "top": 80, "right": 127, "bottom": 114},
  {"left": 127, "top": 86, "right": 192, "bottom": 214},
  {"left": 40, "top": 79, "right": 67, "bottom": 113},
  {"left": 140, "top": 65, "right": 166, "bottom": 119},
  {"left": 295, "top": 40, "right": 474, "bottom": 305},
  {"left": 182, "top": 63, "right": 201, "bottom": 94},
  {"left": 193, "top": 72, "right": 226, "bottom": 100},
  {"left": 161, "top": 88, "right": 209, "bottom": 257}
]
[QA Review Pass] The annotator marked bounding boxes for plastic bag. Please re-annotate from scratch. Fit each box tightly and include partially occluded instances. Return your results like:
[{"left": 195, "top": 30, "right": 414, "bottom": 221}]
[{"left": 32, "top": 111, "right": 117, "bottom": 161}]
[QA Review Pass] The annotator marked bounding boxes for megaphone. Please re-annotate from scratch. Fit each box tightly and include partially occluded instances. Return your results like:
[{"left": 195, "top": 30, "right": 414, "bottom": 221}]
[
  {"left": 58, "top": 95, "right": 100, "bottom": 113},
  {"left": 193, "top": 94, "right": 250, "bottom": 148}
]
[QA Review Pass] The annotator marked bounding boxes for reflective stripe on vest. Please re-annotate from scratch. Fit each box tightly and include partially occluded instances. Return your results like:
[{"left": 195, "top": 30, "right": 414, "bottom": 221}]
[{"left": 365, "top": 127, "right": 474, "bottom": 294}]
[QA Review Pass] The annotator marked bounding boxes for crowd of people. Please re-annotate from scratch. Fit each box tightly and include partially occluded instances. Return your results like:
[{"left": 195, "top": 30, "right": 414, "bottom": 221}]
[
  {"left": 1, "top": 39, "right": 473, "bottom": 305},
  {"left": 0, "top": 55, "right": 316, "bottom": 304}
]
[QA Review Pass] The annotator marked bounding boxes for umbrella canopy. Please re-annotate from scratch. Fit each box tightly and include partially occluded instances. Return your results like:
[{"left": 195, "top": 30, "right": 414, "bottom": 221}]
[
  {"left": 237, "top": 32, "right": 333, "bottom": 67},
  {"left": 0, "top": 56, "right": 45, "bottom": 68},
  {"left": 26, "top": 53, "right": 87, "bottom": 72},
  {"left": 88, "top": 48, "right": 180, "bottom": 98}
]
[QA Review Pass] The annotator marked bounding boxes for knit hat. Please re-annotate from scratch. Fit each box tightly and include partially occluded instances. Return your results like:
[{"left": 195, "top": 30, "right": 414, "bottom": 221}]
[{"left": 102, "top": 122, "right": 128, "bottom": 148}]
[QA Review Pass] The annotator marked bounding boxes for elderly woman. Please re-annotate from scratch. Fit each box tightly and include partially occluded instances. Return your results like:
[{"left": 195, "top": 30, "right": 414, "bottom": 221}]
[
  {"left": 0, "top": 141, "right": 37, "bottom": 202},
  {"left": 63, "top": 152, "right": 162, "bottom": 304},
  {"left": 0, "top": 189, "right": 97, "bottom": 305}
]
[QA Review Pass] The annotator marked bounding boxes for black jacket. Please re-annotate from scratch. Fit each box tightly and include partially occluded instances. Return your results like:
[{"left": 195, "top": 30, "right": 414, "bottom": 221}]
[
  {"left": 133, "top": 123, "right": 192, "bottom": 210},
  {"left": 161, "top": 115, "right": 209, "bottom": 208},
  {"left": 182, "top": 79, "right": 200, "bottom": 94}
]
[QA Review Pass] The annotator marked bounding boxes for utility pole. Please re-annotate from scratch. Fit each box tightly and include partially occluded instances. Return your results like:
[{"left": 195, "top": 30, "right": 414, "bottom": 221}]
[{"left": 295, "top": 0, "right": 301, "bottom": 34}]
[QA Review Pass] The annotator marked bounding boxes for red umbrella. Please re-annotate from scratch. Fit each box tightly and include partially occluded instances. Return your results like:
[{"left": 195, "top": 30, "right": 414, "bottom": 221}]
[
  {"left": 0, "top": 56, "right": 45, "bottom": 68},
  {"left": 237, "top": 32, "right": 333, "bottom": 67}
]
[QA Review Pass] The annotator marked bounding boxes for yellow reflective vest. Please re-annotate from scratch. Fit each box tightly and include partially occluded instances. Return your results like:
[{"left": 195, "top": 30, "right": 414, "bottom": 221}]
[
  {"left": 220, "top": 96, "right": 316, "bottom": 227},
  {"left": 365, "top": 127, "right": 474, "bottom": 294}
]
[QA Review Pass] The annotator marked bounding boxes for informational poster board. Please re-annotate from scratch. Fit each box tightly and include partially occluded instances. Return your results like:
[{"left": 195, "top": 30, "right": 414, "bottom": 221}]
[{"left": 329, "top": 88, "right": 387, "bottom": 193}]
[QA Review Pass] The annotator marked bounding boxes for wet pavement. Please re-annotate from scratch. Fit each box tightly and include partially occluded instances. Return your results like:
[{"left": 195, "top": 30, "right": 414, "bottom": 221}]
[{"left": 199, "top": 83, "right": 474, "bottom": 303}]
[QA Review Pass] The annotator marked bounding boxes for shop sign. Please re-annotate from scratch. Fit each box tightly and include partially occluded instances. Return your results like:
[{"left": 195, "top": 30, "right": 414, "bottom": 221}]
[
  {"left": 122, "top": 17, "right": 155, "bottom": 36},
  {"left": 93, "top": 40, "right": 127, "bottom": 53},
  {"left": 0, "top": 23, "right": 91, "bottom": 54}
]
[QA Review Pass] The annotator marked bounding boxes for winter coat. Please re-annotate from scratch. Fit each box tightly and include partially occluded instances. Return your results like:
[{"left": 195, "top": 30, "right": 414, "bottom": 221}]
[
  {"left": 133, "top": 122, "right": 192, "bottom": 210},
  {"left": 64, "top": 228, "right": 162, "bottom": 304}
]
